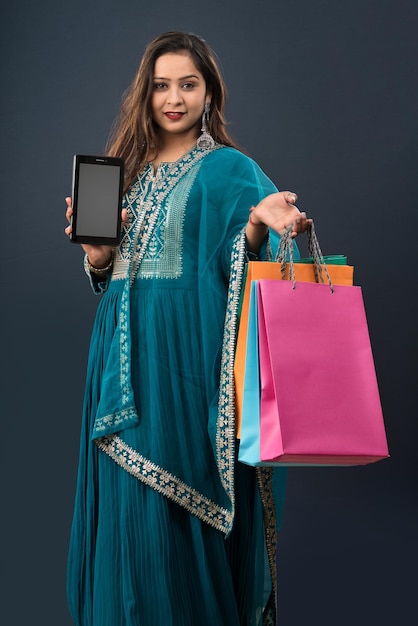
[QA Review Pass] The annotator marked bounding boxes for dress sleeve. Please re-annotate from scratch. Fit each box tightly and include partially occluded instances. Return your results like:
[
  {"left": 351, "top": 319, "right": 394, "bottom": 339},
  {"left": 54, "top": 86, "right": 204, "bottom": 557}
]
[{"left": 83, "top": 254, "right": 112, "bottom": 295}]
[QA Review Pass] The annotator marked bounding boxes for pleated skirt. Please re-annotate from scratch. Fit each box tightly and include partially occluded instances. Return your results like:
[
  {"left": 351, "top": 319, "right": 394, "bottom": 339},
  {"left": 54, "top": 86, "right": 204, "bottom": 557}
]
[{"left": 67, "top": 283, "right": 269, "bottom": 625}]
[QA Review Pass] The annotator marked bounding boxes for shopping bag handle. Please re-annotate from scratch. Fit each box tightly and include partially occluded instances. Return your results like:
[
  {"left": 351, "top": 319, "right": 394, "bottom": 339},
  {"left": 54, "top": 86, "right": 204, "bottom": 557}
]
[{"left": 276, "top": 222, "right": 334, "bottom": 292}]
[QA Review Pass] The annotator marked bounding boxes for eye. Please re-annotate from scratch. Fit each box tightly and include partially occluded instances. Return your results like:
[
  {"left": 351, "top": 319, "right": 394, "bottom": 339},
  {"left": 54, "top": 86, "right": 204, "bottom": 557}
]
[
  {"left": 153, "top": 82, "right": 167, "bottom": 90},
  {"left": 181, "top": 82, "right": 196, "bottom": 89}
]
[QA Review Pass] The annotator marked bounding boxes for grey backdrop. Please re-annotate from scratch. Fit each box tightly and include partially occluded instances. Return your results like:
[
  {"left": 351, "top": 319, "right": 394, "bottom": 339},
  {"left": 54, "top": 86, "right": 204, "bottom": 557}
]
[{"left": 1, "top": 1, "right": 417, "bottom": 624}]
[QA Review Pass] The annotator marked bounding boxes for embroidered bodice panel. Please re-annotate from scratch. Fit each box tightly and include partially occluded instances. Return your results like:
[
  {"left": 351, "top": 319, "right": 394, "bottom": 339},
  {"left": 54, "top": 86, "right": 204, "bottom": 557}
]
[{"left": 112, "top": 157, "right": 201, "bottom": 282}]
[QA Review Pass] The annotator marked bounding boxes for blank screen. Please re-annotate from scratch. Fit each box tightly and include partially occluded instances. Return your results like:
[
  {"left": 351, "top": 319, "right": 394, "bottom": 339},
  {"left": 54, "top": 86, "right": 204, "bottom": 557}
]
[{"left": 76, "top": 162, "right": 121, "bottom": 237}]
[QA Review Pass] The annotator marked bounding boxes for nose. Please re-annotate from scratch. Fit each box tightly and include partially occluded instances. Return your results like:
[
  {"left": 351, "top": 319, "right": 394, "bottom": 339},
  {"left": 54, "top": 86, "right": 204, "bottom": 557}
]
[{"left": 166, "top": 85, "right": 183, "bottom": 105}]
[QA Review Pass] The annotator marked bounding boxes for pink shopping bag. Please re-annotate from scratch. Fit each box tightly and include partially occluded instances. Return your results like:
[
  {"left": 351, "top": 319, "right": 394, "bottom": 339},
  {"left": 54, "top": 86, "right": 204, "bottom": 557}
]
[{"left": 257, "top": 279, "right": 389, "bottom": 466}]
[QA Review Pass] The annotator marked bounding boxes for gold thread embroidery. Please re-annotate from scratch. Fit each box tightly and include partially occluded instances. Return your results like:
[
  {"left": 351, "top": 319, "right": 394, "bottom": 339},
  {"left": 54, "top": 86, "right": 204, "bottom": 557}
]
[
  {"left": 129, "top": 150, "right": 218, "bottom": 285},
  {"left": 138, "top": 165, "right": 199, "bottom": 279},
  {"left": 113, "top": 150, "right": 215, "bottom": 282},
  {"left": 96, "top": 435, "right": 232, "bottom": 534}
]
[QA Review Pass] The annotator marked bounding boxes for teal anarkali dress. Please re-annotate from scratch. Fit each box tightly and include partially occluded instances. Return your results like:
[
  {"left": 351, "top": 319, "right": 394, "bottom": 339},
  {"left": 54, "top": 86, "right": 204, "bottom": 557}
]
[{"left": 67, "top": 145, "right": 287, "bottom": 626}]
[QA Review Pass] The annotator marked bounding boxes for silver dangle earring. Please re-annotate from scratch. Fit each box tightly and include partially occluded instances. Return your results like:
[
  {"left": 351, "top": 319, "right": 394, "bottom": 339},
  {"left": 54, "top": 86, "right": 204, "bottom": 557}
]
[{"left": 197, "top": 103, "right": 215, "bottom": 150}]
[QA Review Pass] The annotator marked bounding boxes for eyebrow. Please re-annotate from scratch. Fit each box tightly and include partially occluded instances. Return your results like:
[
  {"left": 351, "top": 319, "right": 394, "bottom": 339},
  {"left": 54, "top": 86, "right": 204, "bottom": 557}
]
[{"left": 153, "top": 74, "right": 201, "bottom": 81}]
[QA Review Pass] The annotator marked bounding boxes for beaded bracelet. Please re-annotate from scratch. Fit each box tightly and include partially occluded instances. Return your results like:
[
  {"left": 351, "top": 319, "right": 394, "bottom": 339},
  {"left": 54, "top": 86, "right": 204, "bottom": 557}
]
[{"left": 86, "top": 255, "right": 114, "bottom": 276}]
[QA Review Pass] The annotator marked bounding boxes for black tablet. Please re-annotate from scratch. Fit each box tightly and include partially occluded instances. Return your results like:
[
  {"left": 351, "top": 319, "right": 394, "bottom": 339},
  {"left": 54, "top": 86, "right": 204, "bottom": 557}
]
[{"left": 70, "top": 154, "right": 124, "bottom": 245}]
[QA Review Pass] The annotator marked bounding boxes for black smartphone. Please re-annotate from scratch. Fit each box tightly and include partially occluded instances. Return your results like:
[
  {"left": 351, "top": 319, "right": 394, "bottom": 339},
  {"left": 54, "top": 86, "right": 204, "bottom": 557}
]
[{"left": 70, "top": 154, "right": 124, "bottom": 245}]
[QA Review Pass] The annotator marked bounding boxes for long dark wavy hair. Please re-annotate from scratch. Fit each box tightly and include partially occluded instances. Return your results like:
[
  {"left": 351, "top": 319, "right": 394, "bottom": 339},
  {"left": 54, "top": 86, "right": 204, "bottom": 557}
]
[{"left": 106, "top": 32, "right": 239, "bottom": 192}]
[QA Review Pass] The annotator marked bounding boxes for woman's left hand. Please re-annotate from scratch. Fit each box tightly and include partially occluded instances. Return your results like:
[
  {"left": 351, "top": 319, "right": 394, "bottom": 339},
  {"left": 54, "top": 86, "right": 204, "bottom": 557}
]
[{"left": 250, "top": 191, "right": 312, "bottom": 237}]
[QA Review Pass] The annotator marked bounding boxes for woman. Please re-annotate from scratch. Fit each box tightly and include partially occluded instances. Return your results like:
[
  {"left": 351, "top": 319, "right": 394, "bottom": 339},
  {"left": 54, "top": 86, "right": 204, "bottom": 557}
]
[{"left": 65, "top": 31, "right": 311, "bottom": 626}]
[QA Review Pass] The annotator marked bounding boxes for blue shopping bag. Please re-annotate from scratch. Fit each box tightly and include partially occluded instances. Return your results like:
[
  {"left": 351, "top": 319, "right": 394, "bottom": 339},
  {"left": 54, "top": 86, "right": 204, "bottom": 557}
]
[
  {"left": 238, "top": 281, "right": 263, "bottom": 466},
  {"left": 237, "top": 282, "right": 288, "bottom": 524}
]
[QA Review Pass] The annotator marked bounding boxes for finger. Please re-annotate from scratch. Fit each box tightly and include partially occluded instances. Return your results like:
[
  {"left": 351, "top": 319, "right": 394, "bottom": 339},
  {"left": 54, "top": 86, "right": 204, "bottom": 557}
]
[
  {"left": 291, "top": 215, "right": 313, "bottom": 237},
  {"left": 285, "top": 191, "right": 298, "bottom": 205},
  {"left": 293, "top": 214, "right": 306, "bottom": 233},
  {"left": 65, "top": 197, "right": 73, "bottom": 223}
]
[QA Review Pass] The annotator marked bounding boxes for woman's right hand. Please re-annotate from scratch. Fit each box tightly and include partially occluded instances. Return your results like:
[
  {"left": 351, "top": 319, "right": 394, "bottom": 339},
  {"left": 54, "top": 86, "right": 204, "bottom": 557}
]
[{"left": 65, "top": 197, "right": 126, "bottom": 268}]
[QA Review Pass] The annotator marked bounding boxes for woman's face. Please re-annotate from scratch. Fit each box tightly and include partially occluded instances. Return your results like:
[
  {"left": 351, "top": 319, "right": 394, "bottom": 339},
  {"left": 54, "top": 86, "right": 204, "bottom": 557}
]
[{"left": 151, "top": 52, "right": 210, "bottom": 145}]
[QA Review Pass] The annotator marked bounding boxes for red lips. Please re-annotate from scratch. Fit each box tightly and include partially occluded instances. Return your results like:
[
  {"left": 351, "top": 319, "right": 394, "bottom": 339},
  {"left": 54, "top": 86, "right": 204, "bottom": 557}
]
[{"left": 164, "top": 112, "right": 185, "bottom": 120}]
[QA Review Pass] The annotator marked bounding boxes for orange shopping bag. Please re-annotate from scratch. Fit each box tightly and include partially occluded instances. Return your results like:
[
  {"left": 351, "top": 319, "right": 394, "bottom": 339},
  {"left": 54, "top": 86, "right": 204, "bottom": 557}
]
[{"left": 234, "top": 254, "right": 354, "bottom": 438}]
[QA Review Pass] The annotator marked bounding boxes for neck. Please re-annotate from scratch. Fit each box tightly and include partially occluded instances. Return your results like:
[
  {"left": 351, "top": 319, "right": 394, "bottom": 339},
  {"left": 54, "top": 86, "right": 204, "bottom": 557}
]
[{"left": 152, "top": 130, "right": 198, "bottom": 165}]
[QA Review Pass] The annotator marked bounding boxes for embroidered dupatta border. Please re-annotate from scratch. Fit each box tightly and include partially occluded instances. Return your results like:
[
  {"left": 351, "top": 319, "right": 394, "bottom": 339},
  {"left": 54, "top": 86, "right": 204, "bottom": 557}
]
[
  {"left": 223, "top": 234, "right": 279, "bottom": 619},
  {"left": 96, "top": 436, "right": 232, "bottom": 533},
  {"left": 215, "top": 229, "right": 247, "bottom": 529},
  {"left": 256, "top": 467, "right": 278, "bottom": 624}
]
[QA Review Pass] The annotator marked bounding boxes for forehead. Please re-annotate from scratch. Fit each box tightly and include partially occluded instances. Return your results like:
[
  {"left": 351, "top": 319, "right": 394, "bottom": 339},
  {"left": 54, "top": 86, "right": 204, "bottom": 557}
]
[{"left": 153, "top": 52, "right": 202, "bottom": 78}]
